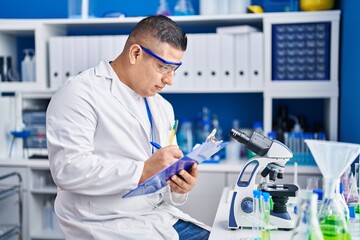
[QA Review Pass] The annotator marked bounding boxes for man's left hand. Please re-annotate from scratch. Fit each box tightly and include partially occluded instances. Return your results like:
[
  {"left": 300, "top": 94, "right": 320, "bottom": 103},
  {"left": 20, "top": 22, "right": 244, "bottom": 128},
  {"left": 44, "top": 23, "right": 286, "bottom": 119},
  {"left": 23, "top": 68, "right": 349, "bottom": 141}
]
[{"left": 167, "top": 163, "right": 198, "bottom": 194}]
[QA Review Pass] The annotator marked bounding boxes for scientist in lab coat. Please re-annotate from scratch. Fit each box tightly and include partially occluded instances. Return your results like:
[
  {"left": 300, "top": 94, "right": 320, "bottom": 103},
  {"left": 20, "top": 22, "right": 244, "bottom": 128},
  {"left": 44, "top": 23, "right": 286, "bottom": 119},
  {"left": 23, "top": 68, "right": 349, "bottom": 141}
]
[{"left": 46, "top": 15, "right": 211, "bottom": 239}]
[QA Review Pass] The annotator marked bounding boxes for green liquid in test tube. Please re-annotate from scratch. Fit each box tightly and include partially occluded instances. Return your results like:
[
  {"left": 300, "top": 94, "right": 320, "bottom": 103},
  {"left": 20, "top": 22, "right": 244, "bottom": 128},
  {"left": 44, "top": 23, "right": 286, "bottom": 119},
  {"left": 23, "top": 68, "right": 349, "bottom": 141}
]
[{"left": 262, "top": 192, "right": 271, "bottom": 240}]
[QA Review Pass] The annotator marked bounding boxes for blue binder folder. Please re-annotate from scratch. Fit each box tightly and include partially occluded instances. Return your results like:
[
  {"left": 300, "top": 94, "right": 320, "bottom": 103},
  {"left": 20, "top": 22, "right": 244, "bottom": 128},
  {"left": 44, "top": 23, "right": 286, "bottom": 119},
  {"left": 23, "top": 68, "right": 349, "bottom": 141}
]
[{"left": 122, "top": 141, "right": 228, "bottom": 198}]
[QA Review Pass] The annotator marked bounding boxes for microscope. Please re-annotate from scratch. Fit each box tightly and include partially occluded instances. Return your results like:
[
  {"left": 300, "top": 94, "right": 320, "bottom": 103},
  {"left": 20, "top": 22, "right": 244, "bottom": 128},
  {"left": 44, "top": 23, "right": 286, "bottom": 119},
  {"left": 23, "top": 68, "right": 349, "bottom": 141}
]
[{"left": 228, "top": 129, "right": 298, "bottom": 230}]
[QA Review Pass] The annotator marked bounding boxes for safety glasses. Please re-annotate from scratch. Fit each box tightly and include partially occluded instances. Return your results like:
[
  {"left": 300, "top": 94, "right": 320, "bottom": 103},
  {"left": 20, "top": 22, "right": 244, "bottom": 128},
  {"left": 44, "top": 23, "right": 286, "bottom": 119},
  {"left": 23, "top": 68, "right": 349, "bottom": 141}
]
[{"left": 140, "top": 45, "right": 182, "bottom": 74}]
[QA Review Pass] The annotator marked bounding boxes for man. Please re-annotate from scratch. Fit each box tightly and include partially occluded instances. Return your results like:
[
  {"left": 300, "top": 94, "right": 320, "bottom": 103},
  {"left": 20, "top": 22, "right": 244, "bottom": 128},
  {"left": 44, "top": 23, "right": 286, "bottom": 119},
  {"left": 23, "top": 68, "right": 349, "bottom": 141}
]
[{"left": 46, "top": 15, "right": 210, "bottom": 239}]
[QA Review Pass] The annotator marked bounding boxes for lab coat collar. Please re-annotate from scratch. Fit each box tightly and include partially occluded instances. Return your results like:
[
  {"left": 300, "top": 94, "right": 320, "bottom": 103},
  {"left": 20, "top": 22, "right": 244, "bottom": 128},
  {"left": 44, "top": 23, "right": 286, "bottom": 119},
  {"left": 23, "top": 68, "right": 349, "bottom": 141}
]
[{"left": 95, "top": 60, "right": 152, "bottom": 141}]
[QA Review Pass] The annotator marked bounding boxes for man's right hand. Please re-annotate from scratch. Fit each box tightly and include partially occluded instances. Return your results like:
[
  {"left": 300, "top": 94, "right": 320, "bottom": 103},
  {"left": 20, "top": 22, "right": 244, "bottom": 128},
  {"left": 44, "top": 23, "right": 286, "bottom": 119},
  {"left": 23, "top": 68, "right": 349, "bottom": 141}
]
[{"left": 139, "top": 145, "right": 183, "bottom": 185}]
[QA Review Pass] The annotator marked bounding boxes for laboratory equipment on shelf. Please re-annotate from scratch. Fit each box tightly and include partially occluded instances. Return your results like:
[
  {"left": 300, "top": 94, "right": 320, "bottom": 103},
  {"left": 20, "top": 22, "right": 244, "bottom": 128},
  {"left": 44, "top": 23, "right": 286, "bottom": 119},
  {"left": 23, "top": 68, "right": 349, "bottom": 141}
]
[
  {"left": 21, "top": 48, "right": 35, "bottom": 82},
  {"left": 156, "top": 0, "right": 171, "bottom": 16},
  {"left": 305, "top": 139, "right": 360, "bottom": 240},
  {"left": 8, "top": 130, "right": 31, "bottom": 159},
  {"left": 290, "top": 191, "right": 323, "bottom": 240},
  {"left": 228, "top": 129, "right": 298, "bottom": 230},
  {"left": 173, "top": 0, "right": 195, "bottom": 16},
  {"left": 0, "top": 172, "right": 23, "bottom": 240}
]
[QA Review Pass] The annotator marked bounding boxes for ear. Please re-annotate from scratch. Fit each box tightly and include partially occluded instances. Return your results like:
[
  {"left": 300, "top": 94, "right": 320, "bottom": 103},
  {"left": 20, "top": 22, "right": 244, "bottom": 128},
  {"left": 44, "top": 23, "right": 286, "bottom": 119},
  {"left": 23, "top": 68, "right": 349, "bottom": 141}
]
[{"left": 128, "top": 44, "right": 142, "bottom": 64}]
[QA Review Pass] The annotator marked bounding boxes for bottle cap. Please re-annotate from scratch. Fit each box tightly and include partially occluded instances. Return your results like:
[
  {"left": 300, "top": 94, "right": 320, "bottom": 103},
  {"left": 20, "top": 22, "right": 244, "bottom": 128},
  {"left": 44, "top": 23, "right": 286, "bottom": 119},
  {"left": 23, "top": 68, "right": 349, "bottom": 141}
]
[
  {"left": 252, "top": 190, "right": 260, "bottom": 198},
  {"left": 348, "top": 206, "right": 355, "bottom": 219},
  {"left": 262, "top": 192, "right": 271, "bottom": 202},
  {"left": 339, "top": 183, "right": 343, "bottom": 194}
]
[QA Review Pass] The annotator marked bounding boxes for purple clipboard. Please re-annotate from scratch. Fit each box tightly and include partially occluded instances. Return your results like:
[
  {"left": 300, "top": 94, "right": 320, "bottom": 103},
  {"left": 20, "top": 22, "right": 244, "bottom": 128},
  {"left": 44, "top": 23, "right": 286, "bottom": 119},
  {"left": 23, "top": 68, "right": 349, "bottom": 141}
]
[{"left": 122, "top": 141, "right": 228, "bottom": 198}]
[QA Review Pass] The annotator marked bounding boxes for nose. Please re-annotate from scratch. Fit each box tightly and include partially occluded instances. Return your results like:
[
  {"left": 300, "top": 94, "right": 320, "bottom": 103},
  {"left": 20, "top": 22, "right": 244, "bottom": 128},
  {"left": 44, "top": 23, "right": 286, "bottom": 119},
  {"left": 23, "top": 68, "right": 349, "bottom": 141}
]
[{"left": 162, "top": 72, "right": 174, "bottom": 85}]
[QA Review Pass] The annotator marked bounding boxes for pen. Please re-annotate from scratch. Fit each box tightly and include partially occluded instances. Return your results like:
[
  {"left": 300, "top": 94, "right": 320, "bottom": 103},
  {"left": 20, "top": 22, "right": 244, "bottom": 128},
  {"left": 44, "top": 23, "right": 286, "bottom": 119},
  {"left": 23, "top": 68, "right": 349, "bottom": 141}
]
[
  {"left": 169, "top": 120, "right": 179, "bottom": 145},
  {"left": 150, "top": 141, "right": 162, "bottom": 150}
]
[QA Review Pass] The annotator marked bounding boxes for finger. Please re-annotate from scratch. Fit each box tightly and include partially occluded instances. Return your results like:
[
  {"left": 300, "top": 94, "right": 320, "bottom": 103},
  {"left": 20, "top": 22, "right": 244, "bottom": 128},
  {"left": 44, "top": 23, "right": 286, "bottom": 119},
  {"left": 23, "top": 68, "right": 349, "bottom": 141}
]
[
  {"left": 188, "top": 164, "right": 198, "bottom": 178},
  {"left": 167, "top": 179, "right": 187, "bottom": 194},
  {"left": 178, "top": 170, "right": 195, "bottom": 186},
  {"left": 170, "top": 174, "right": 189, "bottom": 191}
]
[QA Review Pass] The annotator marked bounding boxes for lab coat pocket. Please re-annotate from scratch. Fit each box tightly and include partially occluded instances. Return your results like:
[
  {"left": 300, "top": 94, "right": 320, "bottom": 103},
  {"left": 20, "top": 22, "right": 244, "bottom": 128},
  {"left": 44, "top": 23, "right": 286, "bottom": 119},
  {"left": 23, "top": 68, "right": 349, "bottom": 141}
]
[{"left": 89, "top": 201, "right": 121, "bottom": 219}]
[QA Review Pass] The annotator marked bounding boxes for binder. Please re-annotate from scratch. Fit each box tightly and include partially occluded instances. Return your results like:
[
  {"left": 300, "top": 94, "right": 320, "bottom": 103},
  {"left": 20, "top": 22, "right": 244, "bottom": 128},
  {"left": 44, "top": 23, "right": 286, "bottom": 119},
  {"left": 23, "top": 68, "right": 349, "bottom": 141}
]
[
  {"left": 62, "top": 36, "right": 76, "bottom": 84},
  {"left": 87, "top": 36, "right": 101, "bottom": 68},
  {"left": 100, "top": 35, "right": 116, "bottom": 61},
  {"left": 113, "top": 35, "right": 128, "bottom": 59},
  {"left": 206, "top": 34, "right": 221, "bottom": 89},
  {"left": 122, "top": 141, "right": 228, "bottom": 198},
  {"left": 192, "top": 34, "right": 208, "bottom": 90},
  {"left": 74, "top": 36, "right": 88, "bottom": 75},
  {"left": 216, "top": 25, "right": 259, "bottom": 34},
  {"left": 219, "top": 34, "right": 235, "bottom": 89},
  {"left": 249, "top": 32, "right": 264, "bottom": 89},
  {"left": 234, "top": 33, "right": 250, "bottom": 89},
  {"left": 174, "top": 34, "right": 195, "bottom": 90},
  {"left": 49, "top": 37, "right": 63, "bottom": 90}
]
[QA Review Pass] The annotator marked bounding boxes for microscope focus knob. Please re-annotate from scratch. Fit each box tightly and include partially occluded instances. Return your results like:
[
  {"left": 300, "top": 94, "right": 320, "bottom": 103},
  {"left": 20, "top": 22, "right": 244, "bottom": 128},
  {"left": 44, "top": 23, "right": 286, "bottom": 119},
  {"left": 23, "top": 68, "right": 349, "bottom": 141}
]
[
  {"left": 261, "top": 165, "right": 271, "bottom": 178},
  {"left": 269, "top": 169, "right": 279, "bottom": 182},
  {"left": 277, "top": 172, "right": 284, "bottom": 179},
  {"left": 241, "top": 197, "right": 254, "bottom": 214}
]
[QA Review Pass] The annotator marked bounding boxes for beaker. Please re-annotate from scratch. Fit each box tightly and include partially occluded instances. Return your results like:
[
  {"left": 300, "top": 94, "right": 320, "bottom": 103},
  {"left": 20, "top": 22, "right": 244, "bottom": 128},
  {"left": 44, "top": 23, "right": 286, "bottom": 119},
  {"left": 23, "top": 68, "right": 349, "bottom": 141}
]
[
  {"left": 319, "top": 178, "right": 351, "bottom": 240},
  {"left": 291, "top": 191, "right": 323, "bottom": 240}
]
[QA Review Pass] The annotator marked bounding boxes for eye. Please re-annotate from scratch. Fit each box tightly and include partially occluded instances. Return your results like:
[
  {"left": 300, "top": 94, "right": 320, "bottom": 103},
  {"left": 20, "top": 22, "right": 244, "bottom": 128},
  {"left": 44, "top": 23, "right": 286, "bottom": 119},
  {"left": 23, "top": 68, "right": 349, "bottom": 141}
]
[{"left": 159, "top": 64, "right": 171, "bottom": 72}]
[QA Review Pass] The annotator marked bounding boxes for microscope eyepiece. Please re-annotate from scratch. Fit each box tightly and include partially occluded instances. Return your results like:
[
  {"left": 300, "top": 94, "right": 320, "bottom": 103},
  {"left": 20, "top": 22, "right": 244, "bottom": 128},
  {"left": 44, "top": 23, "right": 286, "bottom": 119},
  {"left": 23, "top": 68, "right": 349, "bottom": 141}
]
[
  {"left": 229, "top": 129, "right": 250, "bottom": 144},
  {"left": 229, "top": 129, "right": 273, "bottom": 157}
]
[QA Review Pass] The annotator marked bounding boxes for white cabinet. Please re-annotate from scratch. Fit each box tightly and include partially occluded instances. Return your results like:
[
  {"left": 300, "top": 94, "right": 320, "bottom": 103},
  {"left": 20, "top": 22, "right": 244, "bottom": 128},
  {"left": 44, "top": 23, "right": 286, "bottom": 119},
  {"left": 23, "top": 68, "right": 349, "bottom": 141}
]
[
  {"left": 0, "top": 21, "right": 53, "bottom": 92},
  {"left": 0, "top": 10, "right": 340, "bottom": 142},
  {"left": 0, "top": 162, "right": 63, "bottom": 240},
  {"left": 262, "top": 11, "right": 340, "bottom": 140},
  {"left": 29, "top": 168, "right": 63, "bottom": 239}
]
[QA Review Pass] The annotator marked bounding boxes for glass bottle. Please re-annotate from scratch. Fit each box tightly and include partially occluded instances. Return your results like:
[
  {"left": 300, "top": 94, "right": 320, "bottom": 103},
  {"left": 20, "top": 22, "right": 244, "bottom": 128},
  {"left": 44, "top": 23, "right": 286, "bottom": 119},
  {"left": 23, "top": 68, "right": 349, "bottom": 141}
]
[
  {"left": 156, "top": 0, "right": 171, "bottom": 16},
  {"left": 319, "top": 178, "right": 351, "bottom": 240},
  {"left": 173, "top": 0, "right": 195, "bottom": 16},
  {"left": 291, "top": 191, "right": 323, "bottom": 240}
]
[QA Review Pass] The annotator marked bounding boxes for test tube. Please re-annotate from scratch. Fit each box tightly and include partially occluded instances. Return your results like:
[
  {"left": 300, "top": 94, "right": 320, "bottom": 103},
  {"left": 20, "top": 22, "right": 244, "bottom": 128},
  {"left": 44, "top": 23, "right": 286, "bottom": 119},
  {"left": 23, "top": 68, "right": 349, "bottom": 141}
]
[
  {"left": 262, "top": 192, "right": 271, "bottom": 240},
  {"left": 252, "top": 190, "right": 262, "bottom": 240}
]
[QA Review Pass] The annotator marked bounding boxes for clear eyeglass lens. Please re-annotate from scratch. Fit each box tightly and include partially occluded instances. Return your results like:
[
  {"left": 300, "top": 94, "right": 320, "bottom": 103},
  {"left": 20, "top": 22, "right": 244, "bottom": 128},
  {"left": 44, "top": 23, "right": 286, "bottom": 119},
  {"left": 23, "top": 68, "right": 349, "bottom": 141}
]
[{"left": 155, "top": 61, "right": 178, "bottom": 74}]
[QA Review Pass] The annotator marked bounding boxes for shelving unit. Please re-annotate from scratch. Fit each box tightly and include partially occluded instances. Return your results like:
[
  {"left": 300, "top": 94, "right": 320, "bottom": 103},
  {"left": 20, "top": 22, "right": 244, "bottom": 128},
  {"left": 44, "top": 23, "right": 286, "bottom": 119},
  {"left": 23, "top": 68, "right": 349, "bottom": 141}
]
[
  {"left": 0, "top": 10, "right": 340, "bottom": 238},
  {"left": 0, "top": 10, "right": 340, "bottom": 140},
  {"left": 0, "top": 172, "right": 22, "bottom": 240}
]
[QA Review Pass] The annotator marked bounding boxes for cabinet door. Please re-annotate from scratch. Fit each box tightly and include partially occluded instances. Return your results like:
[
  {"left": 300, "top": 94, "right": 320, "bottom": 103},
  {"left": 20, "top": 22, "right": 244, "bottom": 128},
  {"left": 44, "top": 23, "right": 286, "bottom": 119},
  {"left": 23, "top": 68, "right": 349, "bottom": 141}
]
[
  {"left": 177, "top": 172, "right": 225, "bottom": 226},
  {"left": 29, "top": 168, "right": 64, "bottom": 240}
]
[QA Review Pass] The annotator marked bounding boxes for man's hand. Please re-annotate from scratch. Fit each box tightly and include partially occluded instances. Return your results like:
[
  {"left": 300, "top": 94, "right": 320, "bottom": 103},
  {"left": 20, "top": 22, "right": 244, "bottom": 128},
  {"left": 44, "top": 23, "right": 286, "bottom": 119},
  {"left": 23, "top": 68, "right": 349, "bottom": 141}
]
[
  {"left": 139, "top": 145, "right": 183, "bottom": 184},
  {"left": 167, "top": 163, "right": 198, "bottom": 194}
]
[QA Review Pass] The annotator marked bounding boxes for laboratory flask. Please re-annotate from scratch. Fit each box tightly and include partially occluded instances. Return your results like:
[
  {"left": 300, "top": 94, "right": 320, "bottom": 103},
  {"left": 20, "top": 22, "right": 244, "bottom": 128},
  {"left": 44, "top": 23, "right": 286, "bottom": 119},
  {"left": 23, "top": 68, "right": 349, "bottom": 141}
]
[
  {"left": 291, "top": 191, "right": 323, "bottom": 240},
  {"left": 319, "top": 178, "right": 350, "bottom": 240},
  {"left": 305, "top": 140, "right": 360, "bottom": 240}
]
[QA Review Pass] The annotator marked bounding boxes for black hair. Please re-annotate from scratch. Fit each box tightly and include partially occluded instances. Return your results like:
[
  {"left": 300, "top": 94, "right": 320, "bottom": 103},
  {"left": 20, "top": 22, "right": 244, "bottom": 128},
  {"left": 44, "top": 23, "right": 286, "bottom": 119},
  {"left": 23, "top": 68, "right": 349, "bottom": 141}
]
[{"left": 129, "top": 15, "right": 187, "bottom": 51}]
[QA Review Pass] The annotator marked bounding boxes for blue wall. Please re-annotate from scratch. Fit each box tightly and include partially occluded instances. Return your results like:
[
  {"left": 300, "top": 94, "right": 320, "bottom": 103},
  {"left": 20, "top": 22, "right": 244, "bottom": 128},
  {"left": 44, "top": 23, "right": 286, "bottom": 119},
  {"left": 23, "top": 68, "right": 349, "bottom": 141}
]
[
  {"left": 339, "top": 0, "right": 360, "bottom": 144},
  {"left": 0, "top": 0, "right": 199, "bottom": 18}
]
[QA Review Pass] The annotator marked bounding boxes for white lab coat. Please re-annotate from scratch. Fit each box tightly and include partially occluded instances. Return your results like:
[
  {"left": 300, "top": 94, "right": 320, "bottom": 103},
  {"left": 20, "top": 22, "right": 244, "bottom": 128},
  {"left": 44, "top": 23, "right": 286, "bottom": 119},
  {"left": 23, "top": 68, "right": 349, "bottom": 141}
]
[{"left": 46, "top": 60, "right": 210, "bottom": 240}]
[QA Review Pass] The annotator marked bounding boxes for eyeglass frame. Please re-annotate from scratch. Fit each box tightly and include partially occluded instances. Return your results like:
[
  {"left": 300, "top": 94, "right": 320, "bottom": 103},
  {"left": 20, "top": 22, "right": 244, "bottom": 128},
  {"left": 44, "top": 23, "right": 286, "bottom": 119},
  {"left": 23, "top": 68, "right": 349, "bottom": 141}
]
[{"left": 139, "top": 45, "right": 182, "bottom": 73}]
